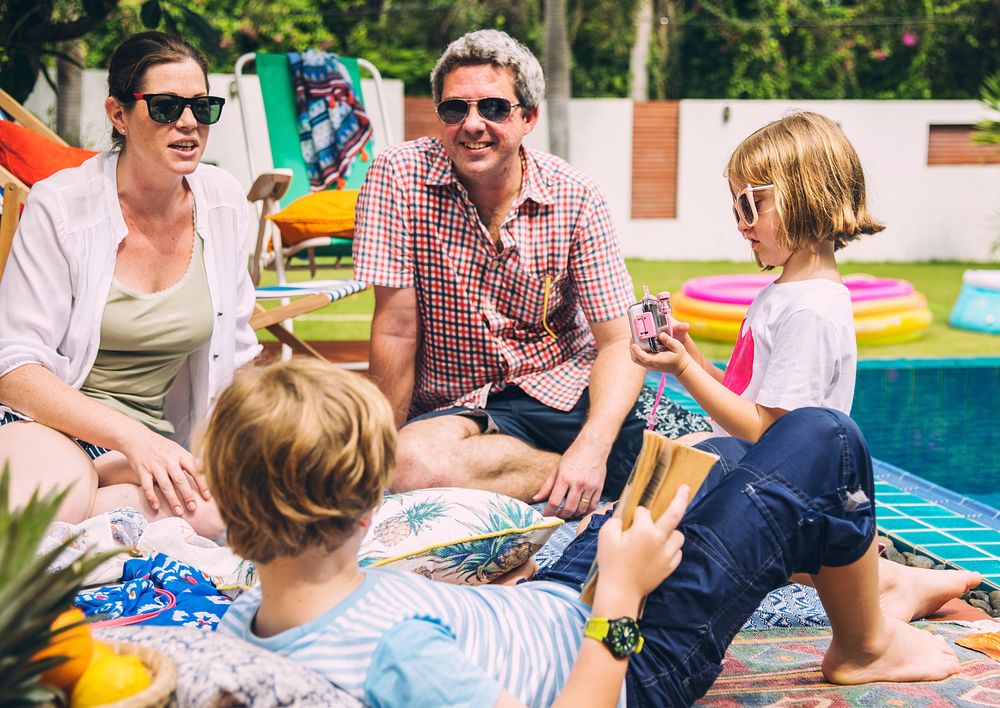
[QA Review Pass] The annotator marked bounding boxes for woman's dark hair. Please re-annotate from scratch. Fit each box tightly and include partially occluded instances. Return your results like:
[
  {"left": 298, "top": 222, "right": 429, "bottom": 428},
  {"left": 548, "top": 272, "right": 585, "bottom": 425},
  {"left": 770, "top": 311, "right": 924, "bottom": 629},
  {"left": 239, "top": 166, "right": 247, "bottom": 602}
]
[{"left": 107, "top": 31, "right": 209, "bottom": 149}]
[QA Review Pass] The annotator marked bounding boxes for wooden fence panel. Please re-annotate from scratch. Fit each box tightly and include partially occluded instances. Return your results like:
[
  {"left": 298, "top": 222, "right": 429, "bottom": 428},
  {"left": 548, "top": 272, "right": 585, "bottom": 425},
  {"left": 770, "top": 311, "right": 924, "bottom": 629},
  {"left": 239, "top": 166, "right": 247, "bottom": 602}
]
[
  {"left": 927, "top": 124, "right": 1000, "bottom": 165},
  {"left": 631, "top": 101, "right": 679, "bottom": 219}
]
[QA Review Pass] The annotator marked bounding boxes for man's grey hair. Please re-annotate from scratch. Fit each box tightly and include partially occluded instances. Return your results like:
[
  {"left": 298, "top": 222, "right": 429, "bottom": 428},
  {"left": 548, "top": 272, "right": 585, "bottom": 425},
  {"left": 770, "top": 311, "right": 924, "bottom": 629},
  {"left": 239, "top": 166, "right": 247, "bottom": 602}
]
[{"left": 430, "top": 29, "right": 545, "bottom": 109}]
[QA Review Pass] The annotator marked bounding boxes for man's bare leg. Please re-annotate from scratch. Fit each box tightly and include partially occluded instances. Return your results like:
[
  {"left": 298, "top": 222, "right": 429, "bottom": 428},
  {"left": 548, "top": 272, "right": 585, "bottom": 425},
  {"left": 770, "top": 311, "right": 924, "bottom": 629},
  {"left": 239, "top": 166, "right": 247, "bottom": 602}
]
[
  {"left": 814, "top": 541, "right": 961, "bottom": 685},
  {"left": 791, "top": 557, "right": 981, "bottom": 622},
  {"left": 391, "top": 414, "right": 559, "bottom": 501}
]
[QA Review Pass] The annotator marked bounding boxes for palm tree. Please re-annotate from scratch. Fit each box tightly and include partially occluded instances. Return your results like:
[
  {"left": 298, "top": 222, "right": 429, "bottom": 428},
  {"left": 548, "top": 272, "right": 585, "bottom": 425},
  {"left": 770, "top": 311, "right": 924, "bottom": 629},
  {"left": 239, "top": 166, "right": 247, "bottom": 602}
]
[
  {"left": 0, "top": 1, "right": 116, "bottom": 104},
  {"left": 544, "top": 0, "right": 571, "bottom": 160}
]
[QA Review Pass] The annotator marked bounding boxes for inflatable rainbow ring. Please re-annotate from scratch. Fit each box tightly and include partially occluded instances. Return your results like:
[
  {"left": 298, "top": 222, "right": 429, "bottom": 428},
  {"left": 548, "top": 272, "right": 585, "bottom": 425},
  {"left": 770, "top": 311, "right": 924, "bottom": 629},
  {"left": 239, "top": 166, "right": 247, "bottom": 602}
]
[{"left": 673, "top": 274, "right": 933, "bottom": 346}]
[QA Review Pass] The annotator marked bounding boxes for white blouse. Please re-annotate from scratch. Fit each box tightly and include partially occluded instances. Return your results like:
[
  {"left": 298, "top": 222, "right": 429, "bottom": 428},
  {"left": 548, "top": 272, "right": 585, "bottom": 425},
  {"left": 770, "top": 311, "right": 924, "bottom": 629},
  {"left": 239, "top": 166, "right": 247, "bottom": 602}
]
[{"left": 0, "top": 151, "right": 261, "bottom": 445}]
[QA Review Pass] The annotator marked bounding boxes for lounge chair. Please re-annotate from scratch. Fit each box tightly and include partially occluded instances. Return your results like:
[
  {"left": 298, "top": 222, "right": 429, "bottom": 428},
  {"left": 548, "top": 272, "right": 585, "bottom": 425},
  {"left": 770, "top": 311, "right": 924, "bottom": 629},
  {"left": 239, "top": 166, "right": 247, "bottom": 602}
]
[{"left": 234, "top": 51, "right": 392, "bottom": 359}]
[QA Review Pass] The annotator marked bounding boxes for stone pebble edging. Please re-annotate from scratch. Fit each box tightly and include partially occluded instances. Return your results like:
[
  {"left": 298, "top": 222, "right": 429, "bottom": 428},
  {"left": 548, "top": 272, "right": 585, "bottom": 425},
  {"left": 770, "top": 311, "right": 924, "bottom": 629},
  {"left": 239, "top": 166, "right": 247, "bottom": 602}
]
[{"left": 879, "top": 534, "right": 1000, "bottom": 618}]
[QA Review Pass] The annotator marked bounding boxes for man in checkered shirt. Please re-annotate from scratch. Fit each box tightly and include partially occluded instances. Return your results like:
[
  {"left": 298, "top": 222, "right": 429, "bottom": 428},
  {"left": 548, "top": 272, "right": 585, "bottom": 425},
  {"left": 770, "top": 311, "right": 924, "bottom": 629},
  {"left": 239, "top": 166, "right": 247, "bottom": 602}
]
[{"left": 354, "top": 30, "right": 646, "bottom": 518}]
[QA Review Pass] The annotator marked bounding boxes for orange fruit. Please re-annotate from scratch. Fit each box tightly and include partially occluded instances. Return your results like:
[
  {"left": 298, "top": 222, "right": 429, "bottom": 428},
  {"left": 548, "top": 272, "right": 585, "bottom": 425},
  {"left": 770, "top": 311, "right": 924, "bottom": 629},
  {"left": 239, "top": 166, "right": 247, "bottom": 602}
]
[
  {"left": 89, "top": 641, "right": 115, "bottom": 664},
  {"left": 33, "top": 607, "right": 94, "bottom": 691}
]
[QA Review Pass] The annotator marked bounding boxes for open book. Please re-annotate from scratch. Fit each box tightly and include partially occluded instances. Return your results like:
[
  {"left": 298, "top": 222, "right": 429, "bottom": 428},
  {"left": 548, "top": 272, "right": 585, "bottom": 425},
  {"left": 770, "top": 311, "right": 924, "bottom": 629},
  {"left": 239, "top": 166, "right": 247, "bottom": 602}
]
[{"left": 580, "top": 430, "right": 719, "bottom": 605}]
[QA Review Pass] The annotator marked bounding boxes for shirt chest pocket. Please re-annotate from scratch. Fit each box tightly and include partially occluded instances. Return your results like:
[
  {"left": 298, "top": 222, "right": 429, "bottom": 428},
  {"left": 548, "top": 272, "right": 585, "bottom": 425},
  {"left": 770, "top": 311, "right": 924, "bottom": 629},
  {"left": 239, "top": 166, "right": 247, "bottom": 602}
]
[{"left": 488, "top": 253, "right": 571, "bottom": 335}]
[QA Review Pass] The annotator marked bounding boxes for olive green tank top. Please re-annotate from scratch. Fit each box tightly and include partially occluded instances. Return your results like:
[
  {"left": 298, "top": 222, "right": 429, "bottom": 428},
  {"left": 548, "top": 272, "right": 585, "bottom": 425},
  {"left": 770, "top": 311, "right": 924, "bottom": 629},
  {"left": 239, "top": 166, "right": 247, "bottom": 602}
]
[{"left": 81, "top": 233, "right": 213, "bottom": 434}]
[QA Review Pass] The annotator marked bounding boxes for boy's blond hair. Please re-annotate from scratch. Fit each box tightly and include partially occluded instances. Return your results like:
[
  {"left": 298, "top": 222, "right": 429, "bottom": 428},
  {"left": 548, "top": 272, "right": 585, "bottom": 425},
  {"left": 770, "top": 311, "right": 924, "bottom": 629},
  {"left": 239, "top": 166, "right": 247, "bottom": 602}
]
[
  {"left": 726, "top": 111, "right": 884, "bottom": 269},
  {"left": 199, "top": 358, "right": 396, "bottom": 563}
]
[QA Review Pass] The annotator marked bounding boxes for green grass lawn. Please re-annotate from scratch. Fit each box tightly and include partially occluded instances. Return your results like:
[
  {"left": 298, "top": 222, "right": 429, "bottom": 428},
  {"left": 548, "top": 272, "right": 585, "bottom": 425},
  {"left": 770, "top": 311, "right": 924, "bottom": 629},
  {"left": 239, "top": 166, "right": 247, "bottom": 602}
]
[{"left": 259, "top": 259, "right": 1000, "bottom": 360}]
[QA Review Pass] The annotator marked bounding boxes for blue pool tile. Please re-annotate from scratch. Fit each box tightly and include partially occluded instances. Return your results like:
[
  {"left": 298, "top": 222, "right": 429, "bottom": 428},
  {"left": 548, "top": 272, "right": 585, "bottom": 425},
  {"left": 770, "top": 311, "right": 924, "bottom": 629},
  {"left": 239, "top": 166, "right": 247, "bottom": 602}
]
[
  {"left": 929, "top": 517, "right": 993, "bottom": 530},
  {"left": 946, "top": 529, "right": 1000, "bottom": 544},
  {"left": 918, "top": 544, "right": 996, "bottom": 560},
  {"left": 897, "top": 530, "right": 964, "bottom": 546},
  {"left": 877, "top": 494, "right": 938, "bottom": 506},
  {"left": 874, "top": 507, "right": 905, "bottom": 518},
  {"left": 940, "top": 559, "right": 1000, "bottom": 577},
  {"left": 875, "top": 517, "right": 933, "bottom": 532}
]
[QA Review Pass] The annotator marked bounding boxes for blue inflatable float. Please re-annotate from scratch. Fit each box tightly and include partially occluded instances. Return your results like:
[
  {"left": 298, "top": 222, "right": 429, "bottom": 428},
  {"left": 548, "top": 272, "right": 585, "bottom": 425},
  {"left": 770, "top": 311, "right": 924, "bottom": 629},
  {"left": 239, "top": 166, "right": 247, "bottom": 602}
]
[{"left": 950, "top": 270, "right": 1000, "bottom": 335}]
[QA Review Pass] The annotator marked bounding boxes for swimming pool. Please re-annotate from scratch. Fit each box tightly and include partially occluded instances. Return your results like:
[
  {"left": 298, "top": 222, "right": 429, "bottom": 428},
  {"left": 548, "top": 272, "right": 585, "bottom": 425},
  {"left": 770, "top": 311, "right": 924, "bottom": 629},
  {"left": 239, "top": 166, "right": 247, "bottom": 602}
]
[
  {"left": 655, "top": 358, "right": 1000, "bottom": 586},
  {"left": 850, "top": 358, "right": 1000, "bottom": 510}
]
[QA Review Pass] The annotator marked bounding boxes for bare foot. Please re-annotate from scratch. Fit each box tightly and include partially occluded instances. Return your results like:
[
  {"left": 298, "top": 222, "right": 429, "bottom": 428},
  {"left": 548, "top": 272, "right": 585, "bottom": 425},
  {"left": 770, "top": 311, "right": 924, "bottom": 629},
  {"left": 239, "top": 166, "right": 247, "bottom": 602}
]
[
  {"left": 877, "top": 559, "right": 981, "bottom": 621},
  {"left": 823, "top": 615, "right": 961, "bottom": 684}
]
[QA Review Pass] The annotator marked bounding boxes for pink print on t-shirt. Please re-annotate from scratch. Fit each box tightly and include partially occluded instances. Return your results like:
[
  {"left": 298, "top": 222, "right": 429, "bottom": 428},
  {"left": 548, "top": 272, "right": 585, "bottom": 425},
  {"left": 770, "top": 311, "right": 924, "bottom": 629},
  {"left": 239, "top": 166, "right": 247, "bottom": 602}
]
[{"left": 722, "top": 320, "right": 754, "bottom": 395}]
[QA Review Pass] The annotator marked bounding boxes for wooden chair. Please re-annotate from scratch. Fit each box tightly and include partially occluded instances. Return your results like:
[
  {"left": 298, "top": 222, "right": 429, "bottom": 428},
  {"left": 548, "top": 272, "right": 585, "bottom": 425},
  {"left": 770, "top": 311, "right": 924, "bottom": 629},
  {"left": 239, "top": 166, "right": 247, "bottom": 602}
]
[{"left": 0, "top": 87, "right": 69, "bottom": 282}]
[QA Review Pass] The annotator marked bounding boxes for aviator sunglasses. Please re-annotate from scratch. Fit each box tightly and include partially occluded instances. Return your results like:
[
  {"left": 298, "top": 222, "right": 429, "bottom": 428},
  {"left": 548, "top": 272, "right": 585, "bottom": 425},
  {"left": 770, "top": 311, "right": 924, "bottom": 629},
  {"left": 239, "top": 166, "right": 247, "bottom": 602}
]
[
  {"left": 435, "top": 97, "right": 522, "bottom": 125},
  {"left": 127, "top": 93, "right": 226, "bottom": 125},
  {"left": 732, "top": 183, "right": 774, "bottom": 227}
]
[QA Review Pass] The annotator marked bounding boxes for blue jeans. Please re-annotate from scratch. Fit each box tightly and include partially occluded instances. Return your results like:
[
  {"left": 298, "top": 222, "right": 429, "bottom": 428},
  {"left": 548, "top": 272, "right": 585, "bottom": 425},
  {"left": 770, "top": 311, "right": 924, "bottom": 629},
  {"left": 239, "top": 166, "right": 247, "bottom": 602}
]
[
  {"left": 406, "top": 386, "right": 645, "bottom": 498},
  {"left": 532, "top": 407, "right": 876, "bottom": 706}
]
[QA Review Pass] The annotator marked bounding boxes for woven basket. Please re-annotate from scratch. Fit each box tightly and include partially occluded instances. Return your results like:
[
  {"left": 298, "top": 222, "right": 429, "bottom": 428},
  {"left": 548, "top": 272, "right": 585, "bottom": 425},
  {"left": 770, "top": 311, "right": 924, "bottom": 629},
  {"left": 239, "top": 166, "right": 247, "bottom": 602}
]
[{"left": 95, "top": 641, "right": 177, "bottom": 708}]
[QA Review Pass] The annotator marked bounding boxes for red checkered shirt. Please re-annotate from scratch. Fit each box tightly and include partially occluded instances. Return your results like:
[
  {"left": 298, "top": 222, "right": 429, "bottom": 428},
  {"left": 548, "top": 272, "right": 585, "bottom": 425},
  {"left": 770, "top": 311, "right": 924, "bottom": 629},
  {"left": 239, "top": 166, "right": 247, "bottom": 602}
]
[{"left": 354, "top": 138, "right": 634, "bottom": 417}]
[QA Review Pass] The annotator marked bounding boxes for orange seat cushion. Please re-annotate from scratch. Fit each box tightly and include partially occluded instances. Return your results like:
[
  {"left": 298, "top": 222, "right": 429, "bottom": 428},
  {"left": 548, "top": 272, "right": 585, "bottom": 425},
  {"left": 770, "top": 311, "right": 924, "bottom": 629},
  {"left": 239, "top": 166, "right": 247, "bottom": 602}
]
[
  {"left": 0, "top": 121, "right": 97, "bottom": 186},
  {"left": 265, "top": 189, "right": 358, "bottom": 246}
]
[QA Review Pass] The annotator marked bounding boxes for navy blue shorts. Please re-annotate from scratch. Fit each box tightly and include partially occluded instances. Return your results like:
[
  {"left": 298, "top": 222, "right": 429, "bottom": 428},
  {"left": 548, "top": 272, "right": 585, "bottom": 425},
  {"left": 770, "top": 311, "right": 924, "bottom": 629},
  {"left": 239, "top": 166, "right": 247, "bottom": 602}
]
[
  {"left": 533, "top": 408, "right": 876, "bottom": 706},
  {"left": 406, "top": 386, "right": 646, "bottom": 499},
  {"left": 0, "top": 410, "right": 110, "bottom": 460}
]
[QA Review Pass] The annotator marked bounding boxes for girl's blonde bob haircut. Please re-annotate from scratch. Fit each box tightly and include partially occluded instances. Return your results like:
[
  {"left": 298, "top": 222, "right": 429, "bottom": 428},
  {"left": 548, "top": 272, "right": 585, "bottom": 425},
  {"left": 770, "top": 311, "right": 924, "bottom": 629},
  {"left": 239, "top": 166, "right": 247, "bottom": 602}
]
[
  {"left": 726, "top": 111, "right": 884, "bottom": 267},
  {"left": 198, "top": 358, "right": 396, "bottom": 564}
]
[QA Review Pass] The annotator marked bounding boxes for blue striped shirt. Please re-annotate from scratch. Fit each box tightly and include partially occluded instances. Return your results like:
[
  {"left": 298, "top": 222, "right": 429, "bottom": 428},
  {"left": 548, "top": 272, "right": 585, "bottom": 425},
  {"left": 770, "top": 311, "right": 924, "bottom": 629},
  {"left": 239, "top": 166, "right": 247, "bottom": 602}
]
[{"left": 219, "top": 568, "right": 625, "bottom": 707}]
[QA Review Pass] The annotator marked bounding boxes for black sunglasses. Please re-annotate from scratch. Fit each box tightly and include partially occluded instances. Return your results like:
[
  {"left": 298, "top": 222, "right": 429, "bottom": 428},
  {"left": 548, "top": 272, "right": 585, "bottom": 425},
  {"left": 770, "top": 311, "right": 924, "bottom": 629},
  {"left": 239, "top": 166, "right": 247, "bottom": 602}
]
[
  {"left": 435, "top": 97, "right": 522, "bottom": 125},
  {"left": 128, "top": 93, "right": 226, "bottom": 125}
]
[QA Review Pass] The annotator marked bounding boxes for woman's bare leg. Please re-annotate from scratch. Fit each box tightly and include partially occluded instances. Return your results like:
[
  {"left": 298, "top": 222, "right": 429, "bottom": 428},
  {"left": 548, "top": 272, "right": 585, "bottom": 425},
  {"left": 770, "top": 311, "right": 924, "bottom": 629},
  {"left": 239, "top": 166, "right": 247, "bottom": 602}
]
[
  {"left": 0, "top": 421, "right": 97, "bottom": 521},
  {"left": 92, "top": 451, "right": 225, "bottom": 540}
]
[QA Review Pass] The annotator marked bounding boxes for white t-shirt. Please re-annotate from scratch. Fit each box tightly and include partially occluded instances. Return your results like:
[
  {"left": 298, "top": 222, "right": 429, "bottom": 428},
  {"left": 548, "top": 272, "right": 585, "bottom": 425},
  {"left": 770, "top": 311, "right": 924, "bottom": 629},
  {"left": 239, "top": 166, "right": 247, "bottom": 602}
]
[{"left": 713, "top": 278, "right": 856, "bottom": 435}]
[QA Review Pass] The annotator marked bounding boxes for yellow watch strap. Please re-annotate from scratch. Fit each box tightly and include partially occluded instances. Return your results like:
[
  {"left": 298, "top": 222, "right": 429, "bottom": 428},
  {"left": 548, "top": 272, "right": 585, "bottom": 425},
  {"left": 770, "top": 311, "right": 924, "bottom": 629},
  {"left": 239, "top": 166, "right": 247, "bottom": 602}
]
[{"left": 584, "top": 617, "right": 610, "bottom": 642}]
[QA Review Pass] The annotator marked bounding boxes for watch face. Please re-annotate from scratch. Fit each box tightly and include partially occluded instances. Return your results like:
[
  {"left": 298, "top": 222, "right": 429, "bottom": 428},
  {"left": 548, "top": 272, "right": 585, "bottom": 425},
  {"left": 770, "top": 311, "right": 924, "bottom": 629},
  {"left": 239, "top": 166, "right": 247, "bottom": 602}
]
[{"left": 607, "top": 618, "right": 641, "bottom": 658}]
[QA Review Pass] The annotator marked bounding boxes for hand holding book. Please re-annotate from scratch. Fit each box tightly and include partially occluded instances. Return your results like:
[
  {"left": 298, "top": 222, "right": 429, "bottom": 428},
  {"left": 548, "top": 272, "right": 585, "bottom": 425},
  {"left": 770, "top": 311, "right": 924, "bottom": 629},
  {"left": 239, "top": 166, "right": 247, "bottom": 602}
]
[{"left": 580, "top": 431, "right": 719, "bottom": 605}]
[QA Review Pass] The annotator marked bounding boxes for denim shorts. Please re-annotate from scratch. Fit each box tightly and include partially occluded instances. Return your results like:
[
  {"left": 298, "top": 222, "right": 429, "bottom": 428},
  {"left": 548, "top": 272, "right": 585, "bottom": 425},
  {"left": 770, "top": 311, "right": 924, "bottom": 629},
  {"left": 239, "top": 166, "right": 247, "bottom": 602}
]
[
  {"left": 0, "top": 410, "right": 110, "bottom": 460},
  {"left": 532, "top": 408, "right": 876, "bottom": 706},
  {"left": 406, "top": 385, "right": 646, "bottom": 499}
]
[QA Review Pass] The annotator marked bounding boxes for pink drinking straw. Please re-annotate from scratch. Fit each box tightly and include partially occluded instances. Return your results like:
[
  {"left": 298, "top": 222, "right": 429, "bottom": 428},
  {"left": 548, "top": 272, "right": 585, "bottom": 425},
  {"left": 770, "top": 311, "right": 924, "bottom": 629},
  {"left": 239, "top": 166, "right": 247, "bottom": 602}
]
[
  {"left": 646, "top": 373, "right": 667, "bottom": 430},
  {"left": 646, "top": 290, "right": 672, "bottom": 430}
]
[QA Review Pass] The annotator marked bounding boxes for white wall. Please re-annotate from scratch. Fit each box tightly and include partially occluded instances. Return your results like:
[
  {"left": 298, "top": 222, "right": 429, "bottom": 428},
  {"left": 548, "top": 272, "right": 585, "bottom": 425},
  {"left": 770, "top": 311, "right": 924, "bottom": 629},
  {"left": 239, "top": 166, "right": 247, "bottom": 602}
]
[
  {"left": 554, "top": 99, "right": 1000, "bottom": 263},
  {"left": 623, "top": 101, "right": 1000, "bottom": 261},
  {"left": 27, "top": 73, "right": 999, "bottom": 262}
]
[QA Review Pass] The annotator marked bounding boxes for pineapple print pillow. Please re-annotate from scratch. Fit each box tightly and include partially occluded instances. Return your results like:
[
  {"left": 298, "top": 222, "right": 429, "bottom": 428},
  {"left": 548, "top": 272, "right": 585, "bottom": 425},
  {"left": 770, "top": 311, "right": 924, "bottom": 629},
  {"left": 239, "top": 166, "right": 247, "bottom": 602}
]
[{"left": 359, "top": 487, "right": 564, "bottom": 584}]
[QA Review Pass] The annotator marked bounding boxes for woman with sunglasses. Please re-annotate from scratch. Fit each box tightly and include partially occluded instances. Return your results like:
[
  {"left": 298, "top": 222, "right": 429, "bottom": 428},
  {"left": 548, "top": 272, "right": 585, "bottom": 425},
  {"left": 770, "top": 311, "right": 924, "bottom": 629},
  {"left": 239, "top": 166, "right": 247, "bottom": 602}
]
[
  {"left": 0, "top": 31, "right": 259, "bottom": 536},
  {"left": 631, "top": 111, "right": 884, "bottom": 443}
]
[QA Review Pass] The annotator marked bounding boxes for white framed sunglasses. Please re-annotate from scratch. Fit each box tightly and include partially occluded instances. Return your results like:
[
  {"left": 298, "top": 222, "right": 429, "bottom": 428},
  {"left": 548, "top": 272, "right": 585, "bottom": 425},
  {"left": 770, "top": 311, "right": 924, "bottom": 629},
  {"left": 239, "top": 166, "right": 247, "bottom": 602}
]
[{"left": 732, "top": 183, "right": 774, "bottom": 227}]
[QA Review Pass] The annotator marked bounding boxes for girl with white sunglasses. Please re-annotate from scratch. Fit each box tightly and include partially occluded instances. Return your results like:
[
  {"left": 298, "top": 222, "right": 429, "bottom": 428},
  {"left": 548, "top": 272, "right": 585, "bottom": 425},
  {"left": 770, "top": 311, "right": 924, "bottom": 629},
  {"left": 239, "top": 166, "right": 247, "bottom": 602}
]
[{"left": 631, "top": 111, "right": 883, "bottom": 443}]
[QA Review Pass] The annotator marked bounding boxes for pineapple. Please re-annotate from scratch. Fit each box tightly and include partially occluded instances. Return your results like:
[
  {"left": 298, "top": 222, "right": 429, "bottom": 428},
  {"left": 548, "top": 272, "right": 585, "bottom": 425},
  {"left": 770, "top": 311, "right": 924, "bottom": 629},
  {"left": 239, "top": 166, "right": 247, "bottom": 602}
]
[
  {"left": 496, "top": 539, "right": 537, "bottom": 572},
  {"left": 372, "top": 499, "right": 449, "bottom": 546},
  {"left": 0, "top": 463, "right": 120, "bottom": 705}
]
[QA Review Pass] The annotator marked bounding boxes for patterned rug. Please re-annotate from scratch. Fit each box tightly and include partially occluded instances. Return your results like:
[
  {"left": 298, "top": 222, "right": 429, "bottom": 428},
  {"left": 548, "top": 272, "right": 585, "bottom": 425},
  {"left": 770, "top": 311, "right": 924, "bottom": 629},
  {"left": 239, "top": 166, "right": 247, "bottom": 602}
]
[
  {"left": 634, "top": 383, "right": 713, "bottom": 438},
  {"left": 696, "top": 622, "right": 1000, "bottom": 706}
]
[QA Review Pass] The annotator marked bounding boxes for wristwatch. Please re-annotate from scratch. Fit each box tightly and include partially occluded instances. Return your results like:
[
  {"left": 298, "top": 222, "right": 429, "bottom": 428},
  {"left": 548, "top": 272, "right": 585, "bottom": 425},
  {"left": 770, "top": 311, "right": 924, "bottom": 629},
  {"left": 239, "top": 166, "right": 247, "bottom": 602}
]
[{"left": 584, "top": 616, "right": 644, "bottom": 659}]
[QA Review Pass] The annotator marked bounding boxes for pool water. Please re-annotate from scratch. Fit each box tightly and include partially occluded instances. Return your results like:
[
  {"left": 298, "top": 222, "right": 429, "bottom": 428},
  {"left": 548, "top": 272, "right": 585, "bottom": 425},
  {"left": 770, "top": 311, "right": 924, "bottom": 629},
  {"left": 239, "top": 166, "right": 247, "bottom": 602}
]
[
  {"left": 654, "top": 358, "right": 1000, "bottom": 586},
  {"left": 850, "top": 358, "right": 1000, "bottom": 510}
]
